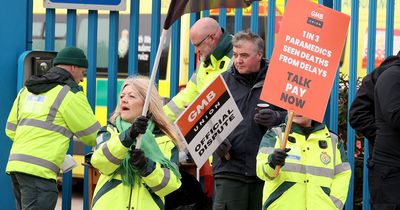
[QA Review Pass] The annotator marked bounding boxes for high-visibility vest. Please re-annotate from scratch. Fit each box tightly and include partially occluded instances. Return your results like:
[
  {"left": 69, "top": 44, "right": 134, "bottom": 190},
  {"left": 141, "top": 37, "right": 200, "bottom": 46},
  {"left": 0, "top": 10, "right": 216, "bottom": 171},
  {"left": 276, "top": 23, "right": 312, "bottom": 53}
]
[
  {"left": 5, "top": 85, "right": 100, "bottom": 180},
  {"left": 163, "top": 54, "right": 232, "bottom": 121},
  {"left": 256, "top": 124, "right": 351, "bottom": 210}
]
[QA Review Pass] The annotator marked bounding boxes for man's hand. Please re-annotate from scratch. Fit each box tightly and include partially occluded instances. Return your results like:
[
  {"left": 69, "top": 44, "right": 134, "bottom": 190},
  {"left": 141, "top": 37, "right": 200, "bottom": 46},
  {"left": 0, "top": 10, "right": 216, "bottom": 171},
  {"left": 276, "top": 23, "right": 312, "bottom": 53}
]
[
  {"left": 129, "top": 116, "right": 149, "bottom": 139},
  {"left": 269, "top": 148, "right": 291, "bottom": 169},
  {"left": 215, "top": 139, "right": 231, "bottom": 159},
  {"left": 254, "top": 109, "right": 281, "bottom": 128}
]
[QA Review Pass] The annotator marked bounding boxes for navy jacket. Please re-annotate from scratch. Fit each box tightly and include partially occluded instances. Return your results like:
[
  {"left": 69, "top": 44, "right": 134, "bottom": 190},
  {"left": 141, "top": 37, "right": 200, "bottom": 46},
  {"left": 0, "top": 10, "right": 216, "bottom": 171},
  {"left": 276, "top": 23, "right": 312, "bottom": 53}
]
[
  {"left": 374, "top": 64, "right": 400, "bottom": 166},
  {"left": 212, "top": 59, "right": 286, "bottom": 177}
]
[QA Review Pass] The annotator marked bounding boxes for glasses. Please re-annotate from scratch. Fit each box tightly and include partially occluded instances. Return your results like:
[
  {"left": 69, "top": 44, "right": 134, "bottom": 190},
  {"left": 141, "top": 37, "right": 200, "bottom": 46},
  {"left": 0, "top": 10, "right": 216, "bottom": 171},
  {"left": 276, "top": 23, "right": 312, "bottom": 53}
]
[{"left": 193, "top": 34, "right": 211, "bottom": 47}]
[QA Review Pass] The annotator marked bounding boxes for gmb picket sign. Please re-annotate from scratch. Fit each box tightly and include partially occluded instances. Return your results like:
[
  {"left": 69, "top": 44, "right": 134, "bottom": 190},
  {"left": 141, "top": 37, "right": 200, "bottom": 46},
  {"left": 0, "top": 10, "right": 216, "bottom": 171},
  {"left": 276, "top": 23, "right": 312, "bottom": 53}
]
[{"left": 175, "top": 75, "right": 243, "bottom": 167}]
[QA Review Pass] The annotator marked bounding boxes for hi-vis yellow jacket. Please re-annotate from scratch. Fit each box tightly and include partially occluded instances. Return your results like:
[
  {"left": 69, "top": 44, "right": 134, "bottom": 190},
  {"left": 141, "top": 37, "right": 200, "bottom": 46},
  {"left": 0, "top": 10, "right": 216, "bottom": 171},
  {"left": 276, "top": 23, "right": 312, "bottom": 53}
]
[
  {"left": 256, "top": 122, "right": 351, "bottom": 210},
  {"left": 5, "top": 85, "right": 100, "bottom": 180},
  {"left": 163, "top": 30, "right": 232, "bottom": 121},
  {"left": 91, "top": 124, "right": 181, "bottom": 210}
]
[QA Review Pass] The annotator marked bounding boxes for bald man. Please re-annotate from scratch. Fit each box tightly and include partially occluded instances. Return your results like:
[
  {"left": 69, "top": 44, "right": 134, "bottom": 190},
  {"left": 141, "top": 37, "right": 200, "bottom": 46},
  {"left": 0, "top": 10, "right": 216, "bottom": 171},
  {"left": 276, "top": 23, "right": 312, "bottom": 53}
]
[{"left": 163, "top": 17, "right": 233, "bottom": 121}]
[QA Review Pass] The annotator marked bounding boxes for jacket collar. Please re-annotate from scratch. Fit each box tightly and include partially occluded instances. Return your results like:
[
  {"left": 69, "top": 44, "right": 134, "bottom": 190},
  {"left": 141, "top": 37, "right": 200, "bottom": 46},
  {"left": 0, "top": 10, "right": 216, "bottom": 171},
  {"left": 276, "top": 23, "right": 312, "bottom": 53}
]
[
  {"left": 291, "top": 120, "right": 326, "bottom": 136},
  {"left": 212, "top": 29, "right": 233, "bottom": 60},
  {"left": 230, "top": 59, "right": 269, "bottom": 85}
]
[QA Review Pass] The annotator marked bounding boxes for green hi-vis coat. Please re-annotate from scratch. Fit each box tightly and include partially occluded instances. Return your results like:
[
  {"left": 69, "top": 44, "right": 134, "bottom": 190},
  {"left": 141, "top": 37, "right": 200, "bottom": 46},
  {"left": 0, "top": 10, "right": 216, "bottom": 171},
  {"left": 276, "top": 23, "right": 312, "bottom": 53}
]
[
  {"left": 256, "top": 122, "right": 351, "bottom": 210},
  {"left": 91, "top": 125, "right": 181, "bottom": 210},
  {"left": 5, "top": 84, "right": 100, "bottom": 180},
  {"left": 163, "top": 30, "right": 233, "bottom": 121}
]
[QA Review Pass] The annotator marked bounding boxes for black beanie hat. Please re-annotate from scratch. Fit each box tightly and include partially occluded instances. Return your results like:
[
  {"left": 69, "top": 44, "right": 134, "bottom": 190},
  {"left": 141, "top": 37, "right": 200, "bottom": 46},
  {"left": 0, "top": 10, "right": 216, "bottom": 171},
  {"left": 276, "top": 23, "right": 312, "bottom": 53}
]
[{"left": 53, "top": 47, "right": 88, "bottom": 68}]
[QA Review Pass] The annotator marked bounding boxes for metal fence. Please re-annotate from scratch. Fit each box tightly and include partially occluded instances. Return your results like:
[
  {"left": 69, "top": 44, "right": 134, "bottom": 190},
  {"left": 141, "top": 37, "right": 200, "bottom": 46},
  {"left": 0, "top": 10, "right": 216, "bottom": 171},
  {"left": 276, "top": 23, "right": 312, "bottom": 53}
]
[{"left": 15, "top": 0, "right": 400, "bottom": 209}]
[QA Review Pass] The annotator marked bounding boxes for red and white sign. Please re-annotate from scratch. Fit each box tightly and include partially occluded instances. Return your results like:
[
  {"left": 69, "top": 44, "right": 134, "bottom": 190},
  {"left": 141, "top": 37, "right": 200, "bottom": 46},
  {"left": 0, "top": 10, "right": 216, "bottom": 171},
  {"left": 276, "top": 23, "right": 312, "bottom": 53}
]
[
  {"left": 175, "top": 75, "right": 243, "bottom": 167},
  {"left": 260, "top": 0, "right": 350, "bottom": 122}
]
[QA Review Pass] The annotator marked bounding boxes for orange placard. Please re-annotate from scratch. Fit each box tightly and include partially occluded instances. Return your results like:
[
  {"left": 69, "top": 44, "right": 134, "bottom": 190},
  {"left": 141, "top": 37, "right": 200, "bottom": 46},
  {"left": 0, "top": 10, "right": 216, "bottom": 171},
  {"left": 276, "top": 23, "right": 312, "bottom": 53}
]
[{"left": 260, "top": 0, "right": 350, "bottom": 122}]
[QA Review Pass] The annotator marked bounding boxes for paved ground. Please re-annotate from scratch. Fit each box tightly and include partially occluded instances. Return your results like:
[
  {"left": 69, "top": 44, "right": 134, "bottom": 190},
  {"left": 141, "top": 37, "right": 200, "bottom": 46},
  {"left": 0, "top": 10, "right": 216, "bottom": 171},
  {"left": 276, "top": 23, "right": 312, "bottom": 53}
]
[
  {"left": 55, "top": 192, "right": 83, "bottom": 210},
  {"left": 55, "top": 184, "right": 84, "bottom": 210}
]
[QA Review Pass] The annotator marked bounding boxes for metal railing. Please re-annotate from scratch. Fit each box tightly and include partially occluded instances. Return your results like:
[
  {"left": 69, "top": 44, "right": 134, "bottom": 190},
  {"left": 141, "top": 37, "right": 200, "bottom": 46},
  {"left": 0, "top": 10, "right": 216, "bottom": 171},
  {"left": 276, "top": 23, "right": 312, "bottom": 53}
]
[{"left": 33, "top": 0, "right": 397, "bottom": 209}]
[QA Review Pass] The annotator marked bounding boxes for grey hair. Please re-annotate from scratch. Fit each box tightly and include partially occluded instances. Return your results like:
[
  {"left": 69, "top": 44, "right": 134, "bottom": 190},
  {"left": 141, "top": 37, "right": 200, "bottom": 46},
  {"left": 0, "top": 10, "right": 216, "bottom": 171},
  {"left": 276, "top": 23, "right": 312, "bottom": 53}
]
[{"left": 232, "top": 31, "right": 264, "bottom": 53}]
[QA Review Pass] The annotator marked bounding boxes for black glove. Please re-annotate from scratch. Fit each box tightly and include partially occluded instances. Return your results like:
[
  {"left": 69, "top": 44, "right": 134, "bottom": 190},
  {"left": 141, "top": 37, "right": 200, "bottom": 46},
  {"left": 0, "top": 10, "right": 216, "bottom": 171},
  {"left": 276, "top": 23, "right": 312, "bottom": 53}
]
[
  {"left": 215, "top": 139, "right": 231, "bottom": 158},
  {"left": 129, "top": 149, "right": 148, "bottom": 170},
  {"left": 269, "top": 148, "right": 291, "bottom": 169},
  {"left": 129, "top": 116, "right": 149, "bottom": 139},
  {"left": 254, "top": 109, "right": 281, "bottom": 128}
]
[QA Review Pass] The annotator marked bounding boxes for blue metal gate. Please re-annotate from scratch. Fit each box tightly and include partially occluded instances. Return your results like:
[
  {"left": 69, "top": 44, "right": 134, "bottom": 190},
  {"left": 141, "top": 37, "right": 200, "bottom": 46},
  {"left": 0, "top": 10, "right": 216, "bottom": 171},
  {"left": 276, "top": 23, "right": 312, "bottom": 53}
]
[{"left": 0, "top": 0, "right": 398, "bottom": 210}]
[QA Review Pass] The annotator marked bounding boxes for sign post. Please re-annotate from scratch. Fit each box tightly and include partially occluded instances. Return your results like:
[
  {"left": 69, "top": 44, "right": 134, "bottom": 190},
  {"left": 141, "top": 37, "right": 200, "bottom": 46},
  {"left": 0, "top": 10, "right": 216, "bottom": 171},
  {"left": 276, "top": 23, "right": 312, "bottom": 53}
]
[{"left": 260, "top": 0, "right": 350, "bottom": 176}]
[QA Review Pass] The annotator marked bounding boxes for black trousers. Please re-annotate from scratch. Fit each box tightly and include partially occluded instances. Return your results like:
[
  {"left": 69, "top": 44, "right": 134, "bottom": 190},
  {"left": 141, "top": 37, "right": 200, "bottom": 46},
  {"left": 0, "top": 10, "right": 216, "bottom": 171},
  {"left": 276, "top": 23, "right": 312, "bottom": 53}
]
[
  {"left": 369, "top": 163, "right": 400, "bottom": 210},
  {"left": 213, "top": 176, "right": 264, "bottom": 210},
  {"left": 10, "top": 172, "right": 58, "bottom": 210}
]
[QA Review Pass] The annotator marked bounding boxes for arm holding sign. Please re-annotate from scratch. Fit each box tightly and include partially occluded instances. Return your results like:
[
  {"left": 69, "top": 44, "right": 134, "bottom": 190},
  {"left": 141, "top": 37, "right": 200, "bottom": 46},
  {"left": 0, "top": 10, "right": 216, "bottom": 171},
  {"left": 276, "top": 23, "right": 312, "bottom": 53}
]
[
  {"left": 257, "top": 114, "right": 351, "bottom": 209},
  {"left": 256, "top": 127, "right": 281, "bottom": 180},
  {"left": 90, "top": 76, "right": 182, "bottom": 209}
]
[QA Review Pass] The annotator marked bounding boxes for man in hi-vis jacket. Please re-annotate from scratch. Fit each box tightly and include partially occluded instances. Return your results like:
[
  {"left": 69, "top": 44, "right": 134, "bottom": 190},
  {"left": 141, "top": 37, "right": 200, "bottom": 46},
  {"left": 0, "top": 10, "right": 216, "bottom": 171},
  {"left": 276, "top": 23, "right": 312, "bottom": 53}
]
[{"left": 5, "top": 47, "right": 100, "bottom": 210}]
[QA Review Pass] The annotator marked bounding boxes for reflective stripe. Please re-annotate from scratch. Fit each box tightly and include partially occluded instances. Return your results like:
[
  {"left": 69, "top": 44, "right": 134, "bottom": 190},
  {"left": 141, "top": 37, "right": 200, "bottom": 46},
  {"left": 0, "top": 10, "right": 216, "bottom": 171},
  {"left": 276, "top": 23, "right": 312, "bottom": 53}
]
[
  {"left": 330, "top": 195, "right": 344, "bottom": 209},
  {"left": 190, "top": 72, "right": 197, "bottom": 85},
  {"left": 227, "top": 56, "right": 234, "bottom": 70},
  {"left": 331, "top": 134, "right": 337, "bottom": 169},
  {"left": 96, "top": 134, "right": 106, "bottom": 149},
  {"left": 6, "top": 122, "right": 17, "bottom": 131},
  {"left": 75, "top": 121, "right": 101, "bottom": 139},
  {"left": 259, "top": 147, "right": 274, "bottom": 155},
  {"left": 16, "top": 88, "right": 25, "bottom": 123},
  {"left": 150, "top": 168, "right": 170, "bottom": 192},
  {"left": 166, "top": 100, "right": 182, "bottom": 117},
  {"left": 330, "top": 133, "right": 338, "bottom": 146},
  {"left": 271, "top": 127, "right": 283, "bottom": 143},
  {"left": 254, "top": 80, "right": 264, "bottom": 88},
  {"left": 92, "top": 179, "right": 122, "bottom": 207},
  {"left": 283, "top": 163, "right": 334, "bottom": 178},
  {"left": 16, "top": 86, "right": 74, "bottom": 138},
  {"left": 9, "top": 153, "right": 60, "bottom": 175},
  {"left": 334, "top": 162, "right": 351, "bottom": 175},
  {"left": 262, "top": 163, "right": 274, "bottom": 180},
  {"left": 18, "top": 118, "right": 73, "bottom": 138},
  {"left": 102, "top": 143, "right": 122, "bottom": 165},
  {"left": 46, "top": 85, "right": 70, "bottom": 122}
]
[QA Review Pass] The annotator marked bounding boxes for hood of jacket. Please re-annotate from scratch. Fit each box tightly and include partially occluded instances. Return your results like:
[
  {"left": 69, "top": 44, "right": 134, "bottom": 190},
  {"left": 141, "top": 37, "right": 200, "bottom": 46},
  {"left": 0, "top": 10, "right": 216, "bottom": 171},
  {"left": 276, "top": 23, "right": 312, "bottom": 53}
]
[{"left": 25, "top": 67, "right": 81, "bottom": 94}]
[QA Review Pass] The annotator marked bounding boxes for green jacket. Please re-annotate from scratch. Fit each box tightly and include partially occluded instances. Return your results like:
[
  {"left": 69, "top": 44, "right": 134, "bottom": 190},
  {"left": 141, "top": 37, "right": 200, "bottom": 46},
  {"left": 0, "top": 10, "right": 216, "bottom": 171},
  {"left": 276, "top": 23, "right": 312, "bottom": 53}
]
[
  {"left": 163, "top": 29, "right": 233, "bottom": 121},
  {"left": 91, "top": 123, "right": 181, "bottom": 210},
  {"left": 5, "top": 67, "right": 100, "bottom": 180},
  {"left": 256, "top": 122, "right": 351, "bottom": 210}
]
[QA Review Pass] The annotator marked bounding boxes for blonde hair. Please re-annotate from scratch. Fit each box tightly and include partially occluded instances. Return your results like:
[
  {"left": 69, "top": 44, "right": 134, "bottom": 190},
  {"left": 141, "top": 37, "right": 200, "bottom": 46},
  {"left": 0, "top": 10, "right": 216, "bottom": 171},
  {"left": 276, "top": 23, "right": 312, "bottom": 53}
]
[{"left": 110, "top": 76, "right": 182, "bottom": 148}]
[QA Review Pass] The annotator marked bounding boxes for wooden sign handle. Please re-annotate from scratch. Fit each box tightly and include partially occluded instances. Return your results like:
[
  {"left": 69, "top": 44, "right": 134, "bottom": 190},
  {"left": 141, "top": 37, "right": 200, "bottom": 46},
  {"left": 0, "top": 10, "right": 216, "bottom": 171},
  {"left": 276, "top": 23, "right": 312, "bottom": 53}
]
[{"left": 273, "top": 110, "right": 294, "bottom": 177}]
